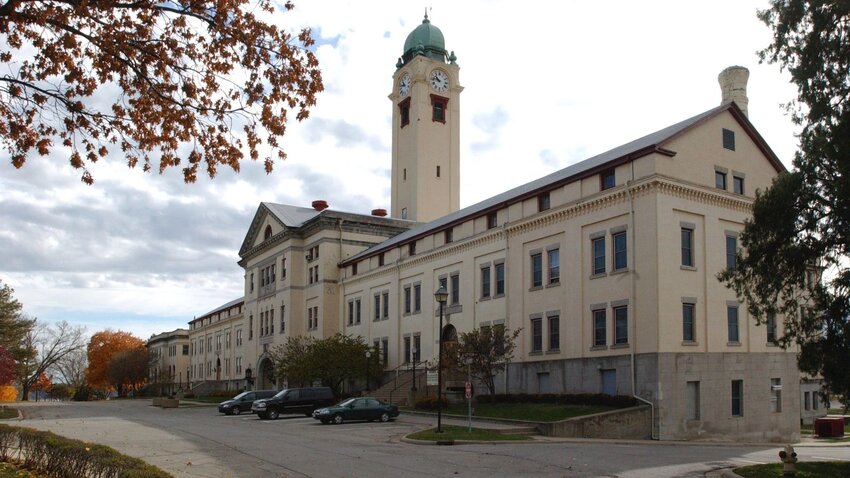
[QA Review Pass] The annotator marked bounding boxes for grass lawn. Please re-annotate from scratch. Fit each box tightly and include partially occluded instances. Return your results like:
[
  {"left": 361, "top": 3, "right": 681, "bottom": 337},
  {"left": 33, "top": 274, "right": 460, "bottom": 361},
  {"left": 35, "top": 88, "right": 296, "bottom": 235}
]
[
  {"left": 0, "top": 407, "right": 18, "bottom": 420},
  {"left": 435, "top": 402, "right": 617, "bottom": 422},
  {"left": 407, "top": 425, "right": 531, "bottom": 442},
  {"left": 735, "top": 462, "right": 850, "bottom": 478},
  {"left": 0, "top": 462, "right": 39, "bottom": 478}
]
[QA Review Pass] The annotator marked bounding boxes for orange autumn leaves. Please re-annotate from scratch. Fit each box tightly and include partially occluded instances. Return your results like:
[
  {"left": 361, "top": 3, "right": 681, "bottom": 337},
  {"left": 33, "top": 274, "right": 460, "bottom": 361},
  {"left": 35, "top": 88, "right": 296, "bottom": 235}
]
[
  {"left": 86, "top": 330, "right": 145, "bottom": 392},
  {"left": 1, "top": 0, "right": 323, "bottom": 184}
]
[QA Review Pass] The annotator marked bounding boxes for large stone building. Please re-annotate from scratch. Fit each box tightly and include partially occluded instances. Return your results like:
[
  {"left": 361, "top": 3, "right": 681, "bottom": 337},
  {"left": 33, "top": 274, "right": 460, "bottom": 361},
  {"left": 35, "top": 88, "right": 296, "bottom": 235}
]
[
  {"left": 179, "top": 15, "right": 800, "bottom": 441},
  {"left": 147, "top": 328, "right": 190, "bottom": 396}
]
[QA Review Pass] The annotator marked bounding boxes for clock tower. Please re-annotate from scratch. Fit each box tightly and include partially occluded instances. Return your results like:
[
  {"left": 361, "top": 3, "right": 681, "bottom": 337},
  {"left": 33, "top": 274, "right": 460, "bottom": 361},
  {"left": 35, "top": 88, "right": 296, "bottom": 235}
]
[{"left": 390, "top": 14, "right": 462, "bottom": 223}]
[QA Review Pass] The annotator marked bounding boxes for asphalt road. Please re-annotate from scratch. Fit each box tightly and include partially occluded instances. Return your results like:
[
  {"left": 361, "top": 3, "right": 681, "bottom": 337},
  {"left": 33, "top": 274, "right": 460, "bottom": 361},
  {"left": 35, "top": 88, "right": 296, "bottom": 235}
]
[{"left": 9, "top": 400, "right": 848, "bottom": 478}]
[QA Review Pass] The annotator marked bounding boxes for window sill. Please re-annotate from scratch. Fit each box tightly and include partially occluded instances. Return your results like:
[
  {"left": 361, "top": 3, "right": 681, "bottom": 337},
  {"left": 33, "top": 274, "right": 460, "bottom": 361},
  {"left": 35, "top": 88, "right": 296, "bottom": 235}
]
[
  {"left": 611, "top": 343, "right": 630, "bottom": 349},
  {"left": 493, "top": 294, "right": 505, "bottom": 299},
  {"left": 545, "top": 349, "right": 560, "bottom": 355},
  {"left": 590, "top": 273, "right": 607, "bottom": 280},
  {"left": 680, "top": 265, "right": 697, "bottom": 271},
  {"left": 590, "top": 345, "right": 608, "bottom": 351},
  {"left": 529, "top": 351, "right": 543, "bottom": 356},
  {"left": 766, "top": 341, "right": 778, "bottom": 347},
  {"left": 611, "top": 268, "right": 629, "bottom": 275},
  {"left": 546, "top": 281, "right": 561, "bottom": 289},
  {"left": 727, "top": 341, "right": 742, "bottom": 347},
  {"left": 529, "top": 285, "right": 543, "bottom": 292},
  {"left": 479, "top": 296, "right": 491, "bottom": 302},
  {"left": 682, "top": 341, "right": 699, "bottom": 346}
]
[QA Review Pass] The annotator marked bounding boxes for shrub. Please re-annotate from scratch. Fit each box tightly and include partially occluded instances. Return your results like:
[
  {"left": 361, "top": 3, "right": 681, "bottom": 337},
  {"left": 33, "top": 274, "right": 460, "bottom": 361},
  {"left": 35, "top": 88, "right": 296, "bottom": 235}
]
[
  {"left": 183, "top": 392, "right": 195, "bottom": 399},
  {"left": 414, "top": 396, "right": 449, "bottom": 410},
  {"left": 0, "top": 385, "right": 17, "bottom": 402},
  {"left": 0, "top": 424, "right": 173, "bottom": 477}
]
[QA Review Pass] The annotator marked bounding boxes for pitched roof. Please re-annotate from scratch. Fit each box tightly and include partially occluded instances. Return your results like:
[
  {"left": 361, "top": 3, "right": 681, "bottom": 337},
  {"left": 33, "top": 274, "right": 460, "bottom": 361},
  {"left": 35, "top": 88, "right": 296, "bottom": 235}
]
[
  {"left": 263, "top": 203, "right": 324, "bottom": 227},
  {"left": 342, "top": 102, "right": 784, "bottom": 264},
  {"left": 192, "top": 297, "right": 244, "bottom": 323}
]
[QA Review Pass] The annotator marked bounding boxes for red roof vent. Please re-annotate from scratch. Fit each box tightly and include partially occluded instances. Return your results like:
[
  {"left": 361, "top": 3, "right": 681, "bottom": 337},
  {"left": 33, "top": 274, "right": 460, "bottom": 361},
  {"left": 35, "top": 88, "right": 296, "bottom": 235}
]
[
  {"left": 312, "top": 200, "right": 329, "bottom": 211},
  {"left": 371, "top": 208, "right": 387, "bottom": 217}
]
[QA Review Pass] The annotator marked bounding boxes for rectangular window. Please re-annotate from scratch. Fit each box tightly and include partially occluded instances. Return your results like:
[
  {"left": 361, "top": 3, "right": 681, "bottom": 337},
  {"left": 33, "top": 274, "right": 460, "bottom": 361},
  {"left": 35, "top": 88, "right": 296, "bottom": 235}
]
[
  {"left": 404, "top": 336, "right": 411, "bottom": 363},
  {"left": 307, "top": 307, "right": 313, "bottom": 330},
  {"left": 382, "top": 292, "right": 389, "bottom": 319},
  {"left": 548, "top": 315, "right": 560, "bottom": 351},
  {"left": 313, "top": 306, "right": 319, "bottom": 329},
  {"left": 348, "top": 301, "right": 354, "bottom": 325},
  {"left": 681, "top": 227, "right": 694, "bottom": 267},
  {"left": 378, "top": 253, "right": 385, "bottom": 267},
  {"left": 445, "top": 229, "right": 453, "bottom": 243},
  {"left": 399, "top": 98, "right": 410, "bottom": 128},
  {"left": 374, "top": 294, "right": 381, "bottom": 321},
  {"left": 404, "top": 286, "right": 411, "bottom": 314},
  {"left": 733, "top": 176, "right": 744, "bottom": 194},
  {"left": 413, "top": 335, "right": 421, "bottom": 362},
  {"left": 727, "top": 304, "right": 740, "bottom": 343},
  {"left": 683, "top": 303, "right": 695, "bottom": 342},
  {"left": 731, "top": 380, "right": 743, "bottom": 416},
  {"left": 726, "top": 235, "right": 737, "bottom": 270},
  {"left": 804, "top": 391, "right": 811, "bottom": 411},
  {"left": 381, "top": 338, "right": 389, "bottom": 365},
  {"left": 613, "top": 232, "right": 627, "bottom": 271},
  {"left": 450, "top": 274, "right": 460, "bottom": 305},
  {"left": 614, "top": 306, "right": 628, "bottom": 345},
  {"left": 538, "top": 192, "right": 550, "bottom": 212},
  {"left": 495, "top": 263, "right": 505, "bottom": 295},
  {"left": 351, "top": 262, "right": 358, "bottom": 276},
  {"left": 593, "top": 309, "right": 606, "bottom": 347},
  {"left": 770, "top": 378, "right": 782, "bottom": 413},
  {"left": 487, "top": 212, "right": 498, "bottom": 229},
  {"left": 686, "top": 381, "right": 700, "bottom": 420},
  {"left": 481, "top": 266, "right": 491, "bottom": 299},
  {"left": 722, "top": 128, "right": 736, "bottom": 151},
  {"left": 766, "top": 313, "right": 777, "bottom": 343},
  {"left": 432, "top": 97, "right": 447, "bottom": 123},
  {"left": 813, "top": 393, "right": 819, "bottom": 410},
  {"left": 592, "top": 237, "right": 606, "bottom": 275},
  {"left": 408, "top": 242, "right": 416, "bottom": 256},
  {"left": 355, "top": 299, "right": 361, "bottom": 324},
  {"left": 548, "top": 249, "right": 560, "bottom": 284},
  {"left": 601, "top": 169, "right": 615, "bottom": 190},
  {"left": 531, "top": 253, "right": 543, "bottom": 288},
  {"left": 281, "top": 257, "right": 287, "bottom": 279},
  {"left": 183, "top": 344, "right": 189, "bottom": 355},
  {"left": 436, "top": 166, "right": 441, "bottom": 178},
  {"left": 439, "top": 276, "right": 447, "bottom": 293},
  {"left": 531, "top": 318, "right": 543, "bottom": 352},
  {"left": 413, "top": 284, "right": 421, "bottom": 312},
  {"left": 716, "top": 171, "right": 727, "bottom": 190},
  {"left": 280, "top": 304, "right": 286, "bottom": 332}
]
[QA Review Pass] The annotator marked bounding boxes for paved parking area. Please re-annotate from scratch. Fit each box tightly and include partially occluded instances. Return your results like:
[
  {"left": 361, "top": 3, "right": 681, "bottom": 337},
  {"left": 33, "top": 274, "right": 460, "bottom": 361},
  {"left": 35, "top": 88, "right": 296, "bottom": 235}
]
[{"left": 9, "top": 400, "right": 848, "bottom": 478}]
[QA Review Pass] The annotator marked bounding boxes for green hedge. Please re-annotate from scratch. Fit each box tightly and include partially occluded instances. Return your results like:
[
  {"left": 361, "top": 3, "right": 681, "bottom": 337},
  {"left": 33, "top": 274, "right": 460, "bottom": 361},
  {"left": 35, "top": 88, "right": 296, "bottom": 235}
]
[
  {"left": 475, "top": 393, "right": 637, "bottom": 408},
  {"left": 0, "top": 424, "right": 172, "bottom": 478}
]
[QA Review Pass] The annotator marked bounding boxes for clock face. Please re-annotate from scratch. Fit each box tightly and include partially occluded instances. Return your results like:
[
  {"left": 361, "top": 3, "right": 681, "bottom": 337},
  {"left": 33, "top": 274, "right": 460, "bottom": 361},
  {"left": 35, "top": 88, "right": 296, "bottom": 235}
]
[
  {"left": 429, "top": 70, "right": 449, "bottom": 92},
  {"left": 398, "top": 73, "right": 411, "bottom": 96}
]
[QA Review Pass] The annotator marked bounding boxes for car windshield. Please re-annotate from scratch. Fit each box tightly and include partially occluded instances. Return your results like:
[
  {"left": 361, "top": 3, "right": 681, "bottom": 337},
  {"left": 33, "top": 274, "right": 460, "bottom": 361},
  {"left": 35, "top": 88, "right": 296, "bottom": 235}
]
[
  {"left": 231, "top": 392, "right": 249, "bottom": 401},
  {"left": 273, "top": 389, "right": 289, "bottom": 399},
  {"left": 337, "top": 398, "right": 356, "bottom": 407}
]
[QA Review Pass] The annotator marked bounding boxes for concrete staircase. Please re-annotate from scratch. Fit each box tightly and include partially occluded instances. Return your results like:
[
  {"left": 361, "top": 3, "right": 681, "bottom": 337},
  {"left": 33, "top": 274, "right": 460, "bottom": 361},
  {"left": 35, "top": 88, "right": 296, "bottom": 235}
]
[{"left": 369, "top": 369, "right": 427, "bottom": 406}]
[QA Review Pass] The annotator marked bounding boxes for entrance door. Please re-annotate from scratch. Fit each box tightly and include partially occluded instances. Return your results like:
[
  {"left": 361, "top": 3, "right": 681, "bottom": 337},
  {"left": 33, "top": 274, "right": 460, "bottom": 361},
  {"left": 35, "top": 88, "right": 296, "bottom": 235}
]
[{"left": 601, "top": 369, "right": 617, "bottom": 396}]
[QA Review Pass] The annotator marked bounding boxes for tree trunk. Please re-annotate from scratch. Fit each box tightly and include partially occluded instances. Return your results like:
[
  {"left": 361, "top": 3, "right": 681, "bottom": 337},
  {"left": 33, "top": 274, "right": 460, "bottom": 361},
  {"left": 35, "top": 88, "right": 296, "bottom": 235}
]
[{"left": 21, "top": 383, "right": 30, "bottom": 401}]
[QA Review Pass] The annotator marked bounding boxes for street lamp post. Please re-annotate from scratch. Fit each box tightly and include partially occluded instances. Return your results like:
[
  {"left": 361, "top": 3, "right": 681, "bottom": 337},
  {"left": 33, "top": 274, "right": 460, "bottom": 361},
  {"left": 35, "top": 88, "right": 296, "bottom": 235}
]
[
  {"left": 434, "top": 286, "right": 448, "bottom": 434},
  {"left": 464, "top": 355, "right": 473, "bottom": 432},
  {"left": 365, "top": 350, "right": 372, "bottom": 393}
]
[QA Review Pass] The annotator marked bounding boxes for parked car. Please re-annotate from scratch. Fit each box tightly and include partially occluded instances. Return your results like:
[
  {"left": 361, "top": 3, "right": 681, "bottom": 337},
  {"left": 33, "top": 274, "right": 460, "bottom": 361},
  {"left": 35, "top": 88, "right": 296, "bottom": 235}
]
[
  {"left": 312, "top": 397, "right": 399, "bottom": 424},
  {"left": 218, "top": 390, "right": 276, "bottom": 415},
  {"left": 252, "top": 387, "right": 335, "bottom": 420}
]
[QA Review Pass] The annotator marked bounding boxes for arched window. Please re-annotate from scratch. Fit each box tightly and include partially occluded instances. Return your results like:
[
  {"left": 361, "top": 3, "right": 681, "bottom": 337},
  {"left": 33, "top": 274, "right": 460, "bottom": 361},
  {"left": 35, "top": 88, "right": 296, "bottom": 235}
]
[{"left": 264, "top": 225, "right": 272, "bottom": 240}]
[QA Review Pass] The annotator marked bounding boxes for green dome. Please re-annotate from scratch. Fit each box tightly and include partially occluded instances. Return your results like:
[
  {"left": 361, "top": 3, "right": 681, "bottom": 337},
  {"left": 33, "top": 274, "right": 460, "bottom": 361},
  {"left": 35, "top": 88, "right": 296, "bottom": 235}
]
[{"left": 400, "top": 14, "right": 448, "bottom": 66}]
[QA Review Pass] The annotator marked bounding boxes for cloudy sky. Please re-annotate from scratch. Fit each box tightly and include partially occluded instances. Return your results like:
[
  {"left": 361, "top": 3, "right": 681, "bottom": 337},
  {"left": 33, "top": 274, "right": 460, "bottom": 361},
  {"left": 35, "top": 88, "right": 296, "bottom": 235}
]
[{"left": 0, "top": 1, "right": 800, "bottom": 341}]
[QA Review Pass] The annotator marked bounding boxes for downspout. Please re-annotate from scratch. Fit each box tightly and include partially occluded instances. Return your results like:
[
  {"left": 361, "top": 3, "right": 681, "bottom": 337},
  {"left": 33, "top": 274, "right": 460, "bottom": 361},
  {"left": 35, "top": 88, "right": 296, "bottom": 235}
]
[
  {"left": 627, "top": 160, "right": 658, "bottom": 440},
  {"left": 503, "top": 220, "right": 510, "bottom": 395}
]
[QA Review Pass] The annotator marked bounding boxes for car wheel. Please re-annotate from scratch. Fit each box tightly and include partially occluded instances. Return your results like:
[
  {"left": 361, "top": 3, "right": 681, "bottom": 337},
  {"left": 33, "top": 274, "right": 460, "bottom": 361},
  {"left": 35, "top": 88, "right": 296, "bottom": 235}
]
[
  {"left": 232, "top": 408, "right": 241, "bottom": 416},
  {"left": 332, "top": 414, "right": 344, "bottom": 425},
  {"left": 268, "top": 409, "right": 279, "bottom": 420},
  {"left": 380, "top": 412, "right": 390, "bottom": 423}
]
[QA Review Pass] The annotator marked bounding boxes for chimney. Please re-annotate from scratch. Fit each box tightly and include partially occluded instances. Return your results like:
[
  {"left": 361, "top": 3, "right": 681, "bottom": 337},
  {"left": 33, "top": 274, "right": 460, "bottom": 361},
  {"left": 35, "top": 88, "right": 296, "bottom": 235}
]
[
  {"left": 311, "top": 200, "right": 329, "bottom": 211},
  {"left": 718, "top": 66, "right": 749, "bottom": 117},
  {"left": 371, "top": 208, "right": 387, "bottom": 217}
]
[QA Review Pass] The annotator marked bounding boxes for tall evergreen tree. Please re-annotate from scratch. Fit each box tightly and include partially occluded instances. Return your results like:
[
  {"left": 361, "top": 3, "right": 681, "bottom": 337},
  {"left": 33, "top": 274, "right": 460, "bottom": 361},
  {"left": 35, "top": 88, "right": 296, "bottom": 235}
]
[
  {"left": 720, "top": 1, "right": 850, "bottom": 408},
  {"left": 0, "top": 281, "right": 36, "bottom": 367}
]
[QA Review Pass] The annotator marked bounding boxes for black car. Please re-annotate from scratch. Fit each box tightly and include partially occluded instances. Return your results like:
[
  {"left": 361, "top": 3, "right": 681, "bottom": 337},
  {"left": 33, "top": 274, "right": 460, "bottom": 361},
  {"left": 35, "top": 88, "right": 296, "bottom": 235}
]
[
  {"left": 252, "top": 387, "right": 335, "bottom": 420},
  {"left": 218, "top": 390, "right": 276, "bottom": 415},
  {"left": 312, "top": 397, "right": 399, "bottom": 424}
]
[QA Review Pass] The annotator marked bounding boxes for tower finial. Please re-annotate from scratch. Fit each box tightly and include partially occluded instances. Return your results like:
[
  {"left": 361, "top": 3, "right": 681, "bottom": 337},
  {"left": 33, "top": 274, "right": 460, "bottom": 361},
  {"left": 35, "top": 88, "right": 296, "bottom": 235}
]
[{"left": 424, "top": 7, "right": 428, "bottom": 21}]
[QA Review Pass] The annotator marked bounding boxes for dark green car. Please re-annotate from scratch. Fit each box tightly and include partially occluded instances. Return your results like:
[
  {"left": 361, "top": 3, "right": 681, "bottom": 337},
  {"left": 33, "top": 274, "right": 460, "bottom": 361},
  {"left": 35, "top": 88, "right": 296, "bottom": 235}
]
[{"left": 312, "top": 397, "right": 399, "bottom": 424}]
